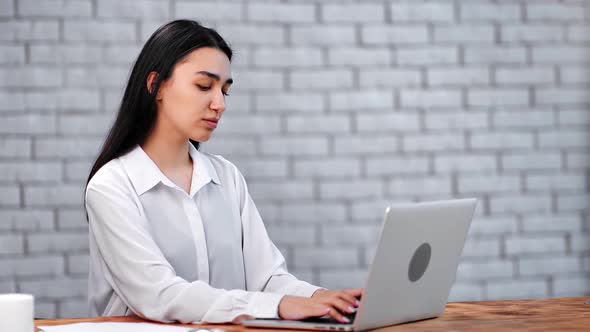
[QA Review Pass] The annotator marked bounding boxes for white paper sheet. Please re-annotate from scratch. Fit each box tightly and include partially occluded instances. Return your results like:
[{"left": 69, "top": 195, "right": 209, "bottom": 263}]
[{"left": 38, "top": 322, "right": 202, "bottom": 332}]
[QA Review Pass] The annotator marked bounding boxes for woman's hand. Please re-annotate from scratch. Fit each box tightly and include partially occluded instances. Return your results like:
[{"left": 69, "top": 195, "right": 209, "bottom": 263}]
[{"left": 278, "top": 288, "right": 364, "bottom": 323}]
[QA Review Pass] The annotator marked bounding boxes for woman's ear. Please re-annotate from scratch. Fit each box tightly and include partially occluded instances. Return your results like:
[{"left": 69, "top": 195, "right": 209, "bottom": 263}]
[{"left": 146, "top": 71, "right": 161, "bottom": 99}]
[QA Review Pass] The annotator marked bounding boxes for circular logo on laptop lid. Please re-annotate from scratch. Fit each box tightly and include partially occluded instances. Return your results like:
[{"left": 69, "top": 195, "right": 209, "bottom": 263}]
[{"left": 408, "top": 242, "right": 431, "bottom": 282}]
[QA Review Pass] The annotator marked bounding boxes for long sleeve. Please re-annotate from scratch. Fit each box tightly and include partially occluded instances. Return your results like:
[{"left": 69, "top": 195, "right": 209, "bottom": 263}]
[{"left": 86, "top": 170, "right": 284, "bottom": 324}]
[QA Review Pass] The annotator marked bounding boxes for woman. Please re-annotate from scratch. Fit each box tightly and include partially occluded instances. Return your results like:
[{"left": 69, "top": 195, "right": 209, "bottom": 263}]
[{"left": 85, "top": 19, "right": 362, "bottom": 324}]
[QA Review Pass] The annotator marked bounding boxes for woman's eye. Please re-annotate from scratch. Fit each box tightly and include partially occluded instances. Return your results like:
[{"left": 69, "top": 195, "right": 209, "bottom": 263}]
[
  {"left": 222, "top": 91, "right": 230, "bottom": 96},
  {"left": 197, "top": 85, "right": 211, "bottom": 91}
]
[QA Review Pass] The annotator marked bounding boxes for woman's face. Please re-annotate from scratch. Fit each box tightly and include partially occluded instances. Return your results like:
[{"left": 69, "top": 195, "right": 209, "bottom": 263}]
[{"left": 153, "top": 47, "right": 232, "bottom": 142}]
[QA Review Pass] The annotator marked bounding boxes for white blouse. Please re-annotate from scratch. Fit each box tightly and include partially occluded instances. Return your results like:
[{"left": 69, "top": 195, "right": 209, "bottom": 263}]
[{"left": 85, "top": 143, "right": 321, "bottom": 323}]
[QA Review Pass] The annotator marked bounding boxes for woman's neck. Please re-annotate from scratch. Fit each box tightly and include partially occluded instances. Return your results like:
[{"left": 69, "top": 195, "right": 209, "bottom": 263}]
[{"left": 141, "top": 118, "right": 192, "bottom": 172}]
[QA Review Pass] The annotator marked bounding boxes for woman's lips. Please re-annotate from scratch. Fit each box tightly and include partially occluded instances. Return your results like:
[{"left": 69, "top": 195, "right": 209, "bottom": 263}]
[{"left": 203, "top": 119, "right": 218, "bottom": 129}]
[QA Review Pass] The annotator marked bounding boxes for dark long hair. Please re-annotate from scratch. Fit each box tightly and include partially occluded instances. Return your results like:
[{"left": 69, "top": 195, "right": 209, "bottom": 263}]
[{"left": 86, "top": 19, "right": 232, "bottom": 187}]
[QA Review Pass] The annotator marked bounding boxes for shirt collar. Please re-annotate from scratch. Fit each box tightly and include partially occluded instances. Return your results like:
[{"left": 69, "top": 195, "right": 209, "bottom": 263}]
[{"left": 119, "top": 143, "right": 220, "bottom": 196}]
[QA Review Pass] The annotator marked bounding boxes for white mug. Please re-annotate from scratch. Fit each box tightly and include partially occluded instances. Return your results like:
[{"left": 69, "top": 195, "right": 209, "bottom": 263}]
[{"left": 0, "top": 294, "right": 34, "bottom": 332}]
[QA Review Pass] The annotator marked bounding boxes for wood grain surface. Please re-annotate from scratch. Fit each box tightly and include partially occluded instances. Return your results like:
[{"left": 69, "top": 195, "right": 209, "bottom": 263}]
[{"left": 35, "top": 296, "right": 590, "bottom": 331}]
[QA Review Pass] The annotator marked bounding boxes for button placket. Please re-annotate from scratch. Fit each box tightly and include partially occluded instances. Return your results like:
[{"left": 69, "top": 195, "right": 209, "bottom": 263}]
[{"left": 182, "top": 196, "right": 210, "bottom": 283}]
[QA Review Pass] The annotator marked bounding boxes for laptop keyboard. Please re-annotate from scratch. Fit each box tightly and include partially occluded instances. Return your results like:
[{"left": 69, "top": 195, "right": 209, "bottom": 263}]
[{"left": 301, "top": 311, "right": 356, "bottom": 325}]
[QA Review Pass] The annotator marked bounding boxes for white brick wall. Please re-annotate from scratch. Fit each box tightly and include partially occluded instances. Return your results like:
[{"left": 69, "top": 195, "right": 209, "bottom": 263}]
[{"left": 1, "top": 0, "right": 589, "bottom": 319}]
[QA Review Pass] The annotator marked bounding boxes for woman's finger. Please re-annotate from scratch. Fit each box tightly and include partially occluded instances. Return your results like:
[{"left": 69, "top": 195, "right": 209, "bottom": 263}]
[
  {"left": 336, "top": 291, "right": 360, "bottom": 307},
  {"left": 343, "top": 288, "right": 364, "bottom": 297},
  {"left": 323, "top": 297, "right": 356, "bottom": 315},
  {"left": 326, "top": 307, "right": 351, "bottom": 323}
]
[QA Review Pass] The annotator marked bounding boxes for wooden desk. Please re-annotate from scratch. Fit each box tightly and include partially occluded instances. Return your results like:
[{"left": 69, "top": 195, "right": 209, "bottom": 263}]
[{"left": 35, "top": 297, "right": 590, "bottom": 331}]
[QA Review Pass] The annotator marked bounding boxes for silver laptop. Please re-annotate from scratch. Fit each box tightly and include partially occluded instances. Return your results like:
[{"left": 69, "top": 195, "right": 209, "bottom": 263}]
[{"left": 243, "top": 198, "right": 477, "bottom": 331}]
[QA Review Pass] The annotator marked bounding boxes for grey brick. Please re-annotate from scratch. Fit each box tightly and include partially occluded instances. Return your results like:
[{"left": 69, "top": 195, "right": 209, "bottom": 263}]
[
  {"left": 362, "top": 25, "right": 429, "bottom": 45},
  {"left": 527, "top": 173, "right": 586, "bottom": 192},
  {"left": 57, "top": 209, "right": 87, "bottom": 230},
  {"left": 24, "top": 185, "right": 83, "bottom": 207},
  {"left": 0, "top": 92, "right": 25, "bottom": 112},
  {"left": 486, "top": 279, "right": 548, "bottom": 300},
  {"left": 459, "top": 174, "right": 520, "bottom": 194},
  {"left": 557, "top": 194, "right": 590, "bottom": 212},
  {"left": 0, "top": 210, "right": 54, "bottom": 231},
  {"left": 248, "top": 3, "right": 314, "bottom": 23},
  {"left": 0, "top": 256, "right": 64, "bottom": 277},
  {"left": 291, "top": 69, "right": 354, "bottom": 90},
  {"left": 357, "top": 112, "right": 420, "bottom": 133},
  {"left": 566, "top": 152, "right": 590, "bottom": 170},
  {"left": 468, "top": 89, "right": 529, "bottom": 107},
  {"left": 334, "top": 135, "right": 399, "bottom": 155},
  {"left": 554, "top": 276, "right": 590, "bottom": 297},
  {"left": 0, "top": 0, "right": 14, "bottom": 17},
  {"left": 496, "top": 67, "right": 555, "bottom": 85},
  {"left": 248, "top": 180, "right": 314, "bottom": 202},
  {"left": 65, "top": 67, "right": 128, "bottom": 88},
  {"left": 392, "top": 3, "right": 454, "bottom": 22},
  {"left": 260, "top": 137, "right": 328, "bottom": 156},
  {"left": 253, "top": 47, "right": 322, "bottom": 68},
  {"left": 366, "top": 156, "right": 430, "bottom": 176},
  {"left": 294, "top": 247, "right": 358, "bottom": 269},
  {"left": 216, "top": 24, "right": 285, "bottom": 46},
  {"left": 20, "top": 277, "right": 86, "bottom": 299},
  {"left": 460, "top": 4, "right": 520, "bottom": 22},
  {"left": 434, "top": 25, "right": 495, "bottom": 43},
  {"left": 24, "top": 90, "right": 100, "bottom": 112},
  {"left": 33, "top": 301, "right": 57, "bottom": 319},
  {"left": 456, "top": 260, "right": 514, "bottom": 280},
  {"left": 527, "top": 4, "right": 584, "bottom": 21},
  {"left": 493, "top": 110, "right": 554, "bottom": 128},
  {"left": 506, "top": 235, "right": 567, "bottom": 255},
  {"left": 28, "top": 232, "right": 88, "bottom": 253},
  {"left": 322, "top": 4, "right": 385, "bottom": 23},
  {"left": 67, "top": 254, "right": 89, "bottom": 275},
  {"left": 351, "top": 199, "right": 405, "bottom": 223},
  {"left": 538, "top": 129, "right": 590, "bottom": 148},
  {"left": 233, "top": 158, "right": 287, "bottom": 179},
  {"left": 0, "top": 161, "right": 62, "bottom": 183},
  {"left": 537, "top": 88, "right": 590, "bottom": 106},
  {"left": 489, "top": 194, "right": 552, "bottom": 214},
  {"left": 30, "top": 44, "right": 102, "bottom": 64},
  {"left": 268, "top": 225, "right": 315, "bottom": 247},
  {"left": 64, "top": 160, "right": 92, "bottom": 182},
  {"left": 435, "top": 154, "right": 496, "bottom": 173},
  {"left": 449, "top": 283, "right": 484, "bottom": 301},
  {"left": 322, "top": 224, "right": 380, "bottom": 245},
  {"left": 256, "top": 92, "right": 324, "bottom": 112},
  {"left": 470, "top": 132, "right": 535, "bottom": 150},
  {"left": 0, "top": 114, "right": 56, "bottom": 135},
  {"left": 98, "top": 0, "right": 168, "bottom": 19},
  {"left": 19, "top": 0, "right": 92, "bottom": 17},
  {"left": 468, "top": 217, "right": 517, "bottom": 235},
  {"left": 400, "top": 89, "right": 462, "bottom": 108},
  {"left": 64, "top": 21, "right": 136, "bottom": 42},
  {"left": 388, "top": 176, "right": 452, "bottom": 197},
  {"left": 217, "top": 115, "right": 280, "bottom": 135},
  {"left": 0, "top": 138, "right": 31, "bottom": 158},
  {"left": 465, "top": 46, "right": 527, "bottom": 65},
  {"left": 0, "top": 280, "right": 16, "bottom": 293},
  {"left": 58, "top": 114, "right": 114, "bottom": 135},
  {"left": 225, "top": 93, "right": 252, "bottom": 113},
  {"left": 397, "top": 46, "right": 459, "bottom": 65},
  {"left": 0, "top": 234, "right": 24, "bottom": 254},
  {"left": 521, "top": 214, "right": 582, "bottom": 233},
  {"left": 281, "top": 202, "right": 347, "bottom": 224},
  {"left": 0, "top": 20, "right": 59, "bottom": 41},
  {"left": 234, "top": 70, "right": 284, "bottom": 91},
  {"left": 501, "top": 25, "right": 564, "bottom": 42},
  {"left": 425, "top": 112, "right": 488, "bottom": 130},
  {"left": 330, "top": 90, "right": 394, "bottom": 111},
  {"left": 59, "top": 298, "right": 88, "bottom": 318},
  {"left": 571, "top": 233, "right": 590, "bottom": 252},
  {"left": 0, "top": 67, "right": 62, "bottom": 88},
  {"left": 318, "top": 269, "right": 366, "bottom": 289},
  {"left": 428, "top": 67, "right": 490, "bottom": 86},
  {"left": 35, "top": 138, "right": 102, "bottom": 158},
  {"left": 403, "top": 133, "right": 464, "bottom": 152},
  {"left": 502, "top": 152, "right": 562, "bottom": 171},
  {"left": 287, "top": 114, "right": 350, "bottom": 134},
  {"left": 567, "top": 25, "right": 590, "bottom": 42},
  {"left": 201, "top": 137, "right": 257, "bottom": 157},
  {"left": 175, "top": 1, "right": 243, "bottom": 21},
  {"left": 560, "top": 66, "right": 590, "bottom": 84},
  {"left": 328, "top": 47, "right": 391, "bottom": 66},
  {"left": 0, "top": 45, "right": 25, "bottom": 64},
  {"left": 320, "top": 180, "right": 382, "bottom": 200},
  {"left": 462, "top": 238, "right": 501, "bottom": 258},
  {"left": 533, "top": 46, "right": 590, "bottom": 64},
  {"left": 359, "top": 68, "right": 422, "bottom": 88},
  {"left": 291, "top": 25, "right": 356, "bottom": 46}
]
